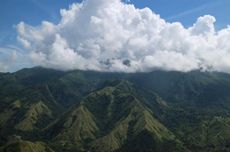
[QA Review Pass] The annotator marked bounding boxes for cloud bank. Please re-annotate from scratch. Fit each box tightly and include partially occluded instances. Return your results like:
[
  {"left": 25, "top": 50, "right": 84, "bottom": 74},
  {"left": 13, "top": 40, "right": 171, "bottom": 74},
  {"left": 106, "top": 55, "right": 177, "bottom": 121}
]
[
  {"left": 0, "top": 47, "right": 32, "bottom": 72},
  {"left": 16, "top": 0, "right": 230, "bottom": 73}
]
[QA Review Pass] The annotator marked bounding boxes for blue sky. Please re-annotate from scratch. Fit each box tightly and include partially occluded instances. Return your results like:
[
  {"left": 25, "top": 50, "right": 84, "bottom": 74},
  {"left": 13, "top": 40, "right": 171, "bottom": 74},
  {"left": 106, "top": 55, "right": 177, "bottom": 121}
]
[
  {"left": 1, "top": 0, "right": 230, "bottom": 47},
  {"left": 1, "top": 0, "right": 230, "bottom": 73}
]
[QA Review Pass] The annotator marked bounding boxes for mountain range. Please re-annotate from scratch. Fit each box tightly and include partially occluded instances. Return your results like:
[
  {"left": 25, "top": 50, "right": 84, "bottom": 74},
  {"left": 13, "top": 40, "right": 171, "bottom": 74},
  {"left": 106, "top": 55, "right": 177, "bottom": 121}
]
[{"left": 0, "top": 67, "right": 230, "bottom": 152}]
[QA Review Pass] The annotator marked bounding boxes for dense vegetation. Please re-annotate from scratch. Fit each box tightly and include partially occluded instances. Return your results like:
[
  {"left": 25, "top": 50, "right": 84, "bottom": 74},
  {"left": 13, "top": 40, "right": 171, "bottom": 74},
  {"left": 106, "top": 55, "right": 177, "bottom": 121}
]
[{"left": 0, "top": 67, "right": 230, "bottom": 152}]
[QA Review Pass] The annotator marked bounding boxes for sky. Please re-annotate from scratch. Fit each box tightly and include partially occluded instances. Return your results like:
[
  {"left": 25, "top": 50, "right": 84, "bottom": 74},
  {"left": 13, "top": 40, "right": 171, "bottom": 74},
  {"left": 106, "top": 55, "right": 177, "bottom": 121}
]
[{"left": 1, "top": 0, "right": 230, "bottom": 72}]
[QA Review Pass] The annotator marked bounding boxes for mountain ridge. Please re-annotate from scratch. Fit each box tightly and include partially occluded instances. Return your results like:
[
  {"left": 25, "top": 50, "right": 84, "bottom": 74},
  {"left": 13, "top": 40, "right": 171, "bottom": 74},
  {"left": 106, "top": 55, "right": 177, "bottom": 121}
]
[{"left": 1, "top": 67, "right": 230, "bottom": 152}]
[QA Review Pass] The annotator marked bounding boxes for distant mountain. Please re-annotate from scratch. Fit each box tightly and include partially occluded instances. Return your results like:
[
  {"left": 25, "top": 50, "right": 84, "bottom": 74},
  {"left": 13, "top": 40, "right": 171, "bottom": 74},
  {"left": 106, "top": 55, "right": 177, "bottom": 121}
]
[{"left": 1, "top": 67, "right": 230, "bottom": 152}]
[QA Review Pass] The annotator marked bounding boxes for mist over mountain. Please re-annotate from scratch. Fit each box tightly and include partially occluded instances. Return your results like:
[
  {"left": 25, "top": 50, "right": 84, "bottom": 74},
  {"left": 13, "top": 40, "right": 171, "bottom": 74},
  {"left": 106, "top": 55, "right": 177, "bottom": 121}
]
[{"left": 1, "top": 67, "right": 230, "bottom": 152}]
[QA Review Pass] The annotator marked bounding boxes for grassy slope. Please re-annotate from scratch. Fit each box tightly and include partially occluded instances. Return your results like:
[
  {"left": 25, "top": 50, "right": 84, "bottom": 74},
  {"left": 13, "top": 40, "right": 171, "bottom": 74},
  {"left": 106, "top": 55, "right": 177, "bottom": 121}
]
[
  {"left": 46, "top": 81, "right": 186, "bottom": 152},
  {"left": 0, "top": 140, "right": 54, "bottom": 152},
  {"left": 1, "top": 68, "right": 230, "bottom": 151}
]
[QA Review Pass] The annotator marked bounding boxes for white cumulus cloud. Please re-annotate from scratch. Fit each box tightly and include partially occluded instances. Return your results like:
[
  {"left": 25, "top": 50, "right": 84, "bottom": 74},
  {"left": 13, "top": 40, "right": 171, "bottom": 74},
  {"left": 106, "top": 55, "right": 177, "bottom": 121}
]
[
  {"left": 16, "top": 0, "right": 230, "bottom": 73},
  {"left": 0, "top": 46, "right": 34, "bottom": 72},
  {"left": 0, "top": 47, "right": 18, "bottom": 72}
]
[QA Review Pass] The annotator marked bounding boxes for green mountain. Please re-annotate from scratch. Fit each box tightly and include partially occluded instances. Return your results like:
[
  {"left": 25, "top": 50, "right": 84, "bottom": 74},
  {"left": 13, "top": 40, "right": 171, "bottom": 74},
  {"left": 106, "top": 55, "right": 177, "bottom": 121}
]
[
  {"left": 1, "top": 67, "right": 230, "bottom": 152},
  {"left": 45, "top": 81, "right": 186, "bottom": 152},
  {"left": 0, "top": 137, "right": 54, "bottom": 152}
]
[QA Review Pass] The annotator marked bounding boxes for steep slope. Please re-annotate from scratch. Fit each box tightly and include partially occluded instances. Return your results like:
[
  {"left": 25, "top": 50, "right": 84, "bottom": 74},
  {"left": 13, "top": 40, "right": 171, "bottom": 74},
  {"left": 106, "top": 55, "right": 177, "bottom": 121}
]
[
  {"left": 0, "top": 100, "right": 22, "bottom": 128},
  {"left": 0, "top": 100, "right": 53, "bottom": 130},
  {"left": 14, "top": 101, "right": 53, "bottom": 131},
  {"left": 0, "top": 140, "right": 54, "bottom": 152},
  {"left": 46, "top": 81, "right": 186, "bottom": 152},
  {"left": 0, "top": 99, "right": 54, "bottom": 144},
  {"left": 90, "top": 98, "right": 182, "bottom": 152},
  {"left": 45, "top": 105, "right": 99, "bottom": 151},
  {"left": 179, "top": 117, "right": 230, "bottom": 152},
  {"left": 1, "top": 67, "right": 230, "bottom": 151}
]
